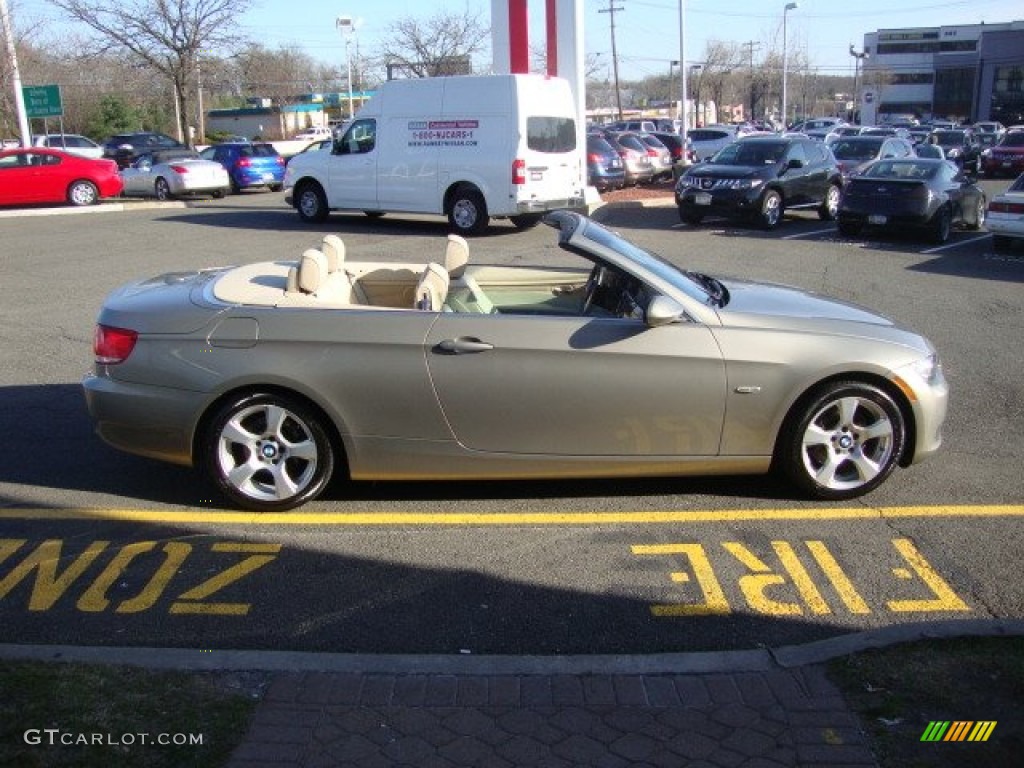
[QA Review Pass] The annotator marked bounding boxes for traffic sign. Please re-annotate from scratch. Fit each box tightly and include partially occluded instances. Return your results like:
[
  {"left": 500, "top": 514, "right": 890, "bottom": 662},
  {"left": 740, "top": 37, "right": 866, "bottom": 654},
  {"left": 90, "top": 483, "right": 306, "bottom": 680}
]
[{"left": 23, "top": 84, "right": 63, "bottom": 118}]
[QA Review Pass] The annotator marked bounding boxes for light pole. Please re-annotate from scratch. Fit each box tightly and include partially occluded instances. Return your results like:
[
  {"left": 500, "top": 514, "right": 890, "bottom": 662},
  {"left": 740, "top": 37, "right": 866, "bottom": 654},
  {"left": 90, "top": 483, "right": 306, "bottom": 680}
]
[
  {"left": 849, "top": 44, "right": 869, "bottom": 123},
  {"left": 781, "top": 2, "right": 798, "bottom": 129},
  {"left": 336, "top": 16, "right": 356, "bottom": 119},
  {"left": 678, "top": 0, "right": 687, "bottom": 144}
]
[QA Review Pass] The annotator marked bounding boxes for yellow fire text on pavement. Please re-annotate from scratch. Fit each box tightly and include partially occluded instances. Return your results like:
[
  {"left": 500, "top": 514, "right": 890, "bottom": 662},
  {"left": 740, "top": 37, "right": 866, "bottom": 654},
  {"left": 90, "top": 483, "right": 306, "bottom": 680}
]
[{"left": 633, "top": 538, "right": 969, "bottom": 617}]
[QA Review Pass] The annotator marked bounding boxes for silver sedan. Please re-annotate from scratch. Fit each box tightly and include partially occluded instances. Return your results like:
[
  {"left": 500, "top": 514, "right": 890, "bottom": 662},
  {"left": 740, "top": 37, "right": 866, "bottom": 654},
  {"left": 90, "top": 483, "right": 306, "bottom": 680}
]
[
  {"left": 83, "top": 211, "right": 948, "bottom": 510},
  {"left": 120, "top": 149, "right": 230, "bottom": 200}
]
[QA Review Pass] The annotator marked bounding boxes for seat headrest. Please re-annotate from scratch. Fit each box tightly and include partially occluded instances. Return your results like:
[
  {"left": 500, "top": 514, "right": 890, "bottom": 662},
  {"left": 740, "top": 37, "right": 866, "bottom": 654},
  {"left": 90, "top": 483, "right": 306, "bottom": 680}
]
[
  {"left": 297, "top": 249, "right": 327, "bottom": 294},
  {"left": 416, "top": 263, "right": 450, "bottom": 311},
  {"left": 444, "top": 234, "right": 469, "bottom": 279},
  {"left": 321, "top": 234, "right": 346, "bottom": 273}
]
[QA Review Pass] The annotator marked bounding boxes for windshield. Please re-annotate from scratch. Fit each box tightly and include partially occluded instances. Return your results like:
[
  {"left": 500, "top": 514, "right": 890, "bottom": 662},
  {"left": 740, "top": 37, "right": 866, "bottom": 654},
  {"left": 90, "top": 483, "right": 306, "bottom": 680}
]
[
  {"left": 932, "top": 131, "right": 965, "bottom": 146},
  {"left": 999, "top": 132, "right": 1024, "bottom": 147},
  {"left": 711, "top": 141, "right": 787, "bottom": 166},
  {"left": 862, "top": 160, "right": 937, "bottom": 179},
  {"left": 832, "top": 140, "right": 883, "bottom": 161},
  {"left": 580, "top": 219, "right": 714, "bottom": 304}
]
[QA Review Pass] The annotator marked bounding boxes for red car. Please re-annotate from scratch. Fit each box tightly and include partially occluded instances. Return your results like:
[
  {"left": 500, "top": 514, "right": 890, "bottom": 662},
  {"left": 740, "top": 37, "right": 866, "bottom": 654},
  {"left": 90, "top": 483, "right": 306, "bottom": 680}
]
[
  {"left": 980, "top": 128, "right": 1024, "bottom": 179},
  {"left": 0, "top": 148, "right": 123, "bottom": 207}
]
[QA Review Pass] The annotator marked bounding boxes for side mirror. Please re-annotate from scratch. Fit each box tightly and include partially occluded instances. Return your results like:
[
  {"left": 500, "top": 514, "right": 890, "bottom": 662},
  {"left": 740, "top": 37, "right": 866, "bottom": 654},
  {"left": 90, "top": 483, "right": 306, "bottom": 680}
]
[
  {"left": 645, "top": 295, "right": 686, "bottom": 328},
  {"left": 786, "top": 158, "right": 804, "bottom": 169}
]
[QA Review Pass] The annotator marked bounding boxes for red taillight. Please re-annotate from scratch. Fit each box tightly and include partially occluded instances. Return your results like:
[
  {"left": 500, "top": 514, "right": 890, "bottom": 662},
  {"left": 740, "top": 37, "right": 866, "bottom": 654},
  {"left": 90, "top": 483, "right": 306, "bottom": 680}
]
[
  {"left": 512, "top": 158, "right": 526, "bottom": 184},
  {"left": 169, "top": 164, "right": 189, "bottom": 174},
  {"left": 646, "top": 148, "right": 658, "bottom": 157},
  {"left": 276, "top": 157, "right": 285, "bottom": 166},
  {"left": 989, "top": 201, "right": 1024, "bottom": 214},
  {"left": 587, "top": 152, "right": 602, "bottom": 163},
  {"left": 236, "top": 157, "right": 252, "bottom": 168},
  {"left": 94, "top": 324, "right": 138, "bottom": 364}
]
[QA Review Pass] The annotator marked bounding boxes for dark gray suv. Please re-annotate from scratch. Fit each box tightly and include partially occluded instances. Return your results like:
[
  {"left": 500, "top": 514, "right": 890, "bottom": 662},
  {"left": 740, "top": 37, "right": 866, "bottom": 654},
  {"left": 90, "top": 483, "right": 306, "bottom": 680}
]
[{"left": 675, "top": 135, "right": 843, "bottom": 229}]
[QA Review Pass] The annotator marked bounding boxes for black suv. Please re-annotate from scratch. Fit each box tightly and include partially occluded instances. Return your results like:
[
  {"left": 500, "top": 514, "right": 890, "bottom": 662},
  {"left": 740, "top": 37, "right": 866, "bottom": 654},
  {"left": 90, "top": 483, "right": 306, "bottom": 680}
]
[
  {"left": 675, "top": 135, "right": 843, "bottom": 229},
  {"left": 102, "top": 132, "right": 186, "bottom": 168}
]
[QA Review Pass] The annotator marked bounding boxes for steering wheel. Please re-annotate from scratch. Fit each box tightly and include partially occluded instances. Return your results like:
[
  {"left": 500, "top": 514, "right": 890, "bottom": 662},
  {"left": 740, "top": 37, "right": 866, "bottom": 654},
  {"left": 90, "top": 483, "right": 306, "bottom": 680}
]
[{"left": 581, "top": 265, "right": 605, "bottom": 316}]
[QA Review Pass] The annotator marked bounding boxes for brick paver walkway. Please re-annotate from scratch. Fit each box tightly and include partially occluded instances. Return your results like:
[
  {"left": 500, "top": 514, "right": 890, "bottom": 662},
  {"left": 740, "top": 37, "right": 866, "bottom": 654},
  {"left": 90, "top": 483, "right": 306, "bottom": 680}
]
[{"left": 227, "top": 666, "right": 877, "bottom": 767}]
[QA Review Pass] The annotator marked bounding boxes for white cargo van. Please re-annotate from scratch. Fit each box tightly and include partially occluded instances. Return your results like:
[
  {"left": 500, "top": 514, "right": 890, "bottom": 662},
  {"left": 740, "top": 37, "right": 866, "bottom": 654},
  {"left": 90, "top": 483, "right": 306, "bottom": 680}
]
[{"left": 283, "top": 74, "right": 585, "bottom": 235}]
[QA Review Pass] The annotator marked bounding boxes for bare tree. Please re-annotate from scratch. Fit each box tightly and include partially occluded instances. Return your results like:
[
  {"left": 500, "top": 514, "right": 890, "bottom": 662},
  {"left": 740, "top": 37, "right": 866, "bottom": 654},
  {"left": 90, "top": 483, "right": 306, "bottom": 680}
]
[
  {"left": 46, "top": 0, "right": 251, "bottom": 144},
  {"left": 375, "top": 9, "right": 489, "bottom": 79}
]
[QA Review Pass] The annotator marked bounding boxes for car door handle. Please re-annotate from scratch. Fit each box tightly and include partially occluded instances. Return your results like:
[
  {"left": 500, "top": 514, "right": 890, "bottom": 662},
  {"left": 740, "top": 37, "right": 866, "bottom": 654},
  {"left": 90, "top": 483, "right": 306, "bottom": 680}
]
[{"left": 436, "top": 337, "right": 494, "bottom": 355}]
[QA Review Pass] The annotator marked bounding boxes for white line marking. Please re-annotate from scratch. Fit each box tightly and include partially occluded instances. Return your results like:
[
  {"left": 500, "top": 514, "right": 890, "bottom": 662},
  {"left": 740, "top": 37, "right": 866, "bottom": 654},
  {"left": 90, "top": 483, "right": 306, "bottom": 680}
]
[
  {"left": 920, "top": 234, "right": 991, "bottom": 255},
  {"left": 782, "top": 228, "right": 837, "bottom": 240}
]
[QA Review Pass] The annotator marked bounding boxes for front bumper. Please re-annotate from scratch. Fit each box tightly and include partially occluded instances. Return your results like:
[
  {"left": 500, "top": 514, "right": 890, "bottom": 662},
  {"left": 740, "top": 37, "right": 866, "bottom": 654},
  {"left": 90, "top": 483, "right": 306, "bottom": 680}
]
[{"left": 675, "top": 185, "right": 763, "bottom": 218}]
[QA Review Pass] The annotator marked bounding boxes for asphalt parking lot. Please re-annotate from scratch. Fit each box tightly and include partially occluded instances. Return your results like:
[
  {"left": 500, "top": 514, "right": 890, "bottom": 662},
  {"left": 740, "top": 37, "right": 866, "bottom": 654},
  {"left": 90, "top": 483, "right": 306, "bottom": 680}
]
[{"left": 0, "top": 189, "right": 1021, "bottom": 655}]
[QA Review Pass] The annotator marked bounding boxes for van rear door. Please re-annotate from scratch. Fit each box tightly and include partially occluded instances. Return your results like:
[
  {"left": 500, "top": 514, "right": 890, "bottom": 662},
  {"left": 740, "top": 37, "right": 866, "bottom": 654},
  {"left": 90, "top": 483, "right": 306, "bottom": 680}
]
[{"left": 515, "top": 115, "right": 582, "bottom": 206}]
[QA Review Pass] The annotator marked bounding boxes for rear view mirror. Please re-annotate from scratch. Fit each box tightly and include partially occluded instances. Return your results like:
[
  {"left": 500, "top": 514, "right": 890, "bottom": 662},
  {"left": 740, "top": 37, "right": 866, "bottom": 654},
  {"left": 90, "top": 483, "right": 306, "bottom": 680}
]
[{"left": 645, "top": 295, "right": 686, "bottom": 328}]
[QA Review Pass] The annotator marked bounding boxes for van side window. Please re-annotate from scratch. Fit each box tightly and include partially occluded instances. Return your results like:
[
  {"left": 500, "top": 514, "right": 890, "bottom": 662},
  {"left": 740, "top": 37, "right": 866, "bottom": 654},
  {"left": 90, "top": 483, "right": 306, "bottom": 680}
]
[
  {"left": 527, "top": 117, "right": 576, "bottom": 153},
  {"left": 337, "top": 119, "right": 376, "bottom": 155}
]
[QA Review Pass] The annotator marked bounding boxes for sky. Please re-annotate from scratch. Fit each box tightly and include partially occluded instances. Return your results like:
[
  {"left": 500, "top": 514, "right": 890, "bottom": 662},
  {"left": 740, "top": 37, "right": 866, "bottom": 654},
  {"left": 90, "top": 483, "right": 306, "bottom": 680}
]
[{"left": 12, "top": 0, "right": 1024, "bottom": 82}]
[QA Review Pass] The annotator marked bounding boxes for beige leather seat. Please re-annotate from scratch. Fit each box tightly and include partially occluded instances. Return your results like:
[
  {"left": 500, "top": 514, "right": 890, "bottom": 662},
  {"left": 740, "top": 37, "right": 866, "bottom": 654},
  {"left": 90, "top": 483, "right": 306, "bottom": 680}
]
[
  {"left": 285, "top": 249, "right": 329, "bottom": 296},
  {"left": 443, "top": 234, "right": 496, "bottom": 313},
  {"left": 414, "top": 263, "right": 450, "bottom": 311},
  {"left": 321, "top": 234, "right": 369, "bottom": 303}
]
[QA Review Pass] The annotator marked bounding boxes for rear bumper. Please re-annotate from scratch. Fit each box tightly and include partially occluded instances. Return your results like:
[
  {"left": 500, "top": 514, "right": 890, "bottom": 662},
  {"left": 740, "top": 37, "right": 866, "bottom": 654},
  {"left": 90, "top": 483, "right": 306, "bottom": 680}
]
[{"left": 515, "top": 196, "right": 586, "bottom": 213}]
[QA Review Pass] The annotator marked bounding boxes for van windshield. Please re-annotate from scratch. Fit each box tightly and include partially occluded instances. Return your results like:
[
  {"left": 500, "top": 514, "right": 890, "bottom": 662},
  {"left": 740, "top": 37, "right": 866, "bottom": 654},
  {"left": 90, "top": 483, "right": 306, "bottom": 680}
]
[{"left": 527, "top": 117, "right": 576, "bottom": 153}]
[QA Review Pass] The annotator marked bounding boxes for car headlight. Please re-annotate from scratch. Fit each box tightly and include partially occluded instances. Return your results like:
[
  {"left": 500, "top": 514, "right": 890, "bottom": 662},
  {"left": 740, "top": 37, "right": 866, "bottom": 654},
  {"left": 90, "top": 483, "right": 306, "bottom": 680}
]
[
  {"left": 894, "top": 354, "right": 943, "bottom": 396},
  {"left": 728, "top": 178, "right": 763, "bottom": 190},
  {"left": 676, "top": 177, "right": 700, "bottom": 190},
  {"left": 981, "top": 149, "right": 992, "bottom": 158},
  {"left": 946, "top": 148, "right": 961, "bottom": 158}
]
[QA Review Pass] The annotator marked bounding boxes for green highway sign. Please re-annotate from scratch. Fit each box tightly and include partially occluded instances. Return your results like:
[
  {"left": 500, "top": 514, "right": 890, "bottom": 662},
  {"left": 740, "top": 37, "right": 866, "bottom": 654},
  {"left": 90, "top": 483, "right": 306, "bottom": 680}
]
[{"left": 23, "top": 85, "right": 63, "bottom": 119}]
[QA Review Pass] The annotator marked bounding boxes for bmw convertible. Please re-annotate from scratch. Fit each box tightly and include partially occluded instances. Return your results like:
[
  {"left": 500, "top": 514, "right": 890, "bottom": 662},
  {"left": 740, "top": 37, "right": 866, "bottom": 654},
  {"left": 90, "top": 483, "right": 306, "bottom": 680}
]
[{"left": 83, "top": 211, "right": 947, "bottom": 511}]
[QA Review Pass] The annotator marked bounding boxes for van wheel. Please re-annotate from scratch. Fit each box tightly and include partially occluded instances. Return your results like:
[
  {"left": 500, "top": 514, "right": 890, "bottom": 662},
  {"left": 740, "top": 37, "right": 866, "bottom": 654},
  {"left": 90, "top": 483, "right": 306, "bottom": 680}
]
[
  {"left": 448, "top": 189, "right": 489, "bottom": 235},
  {"left": 296, "top": 182, "right": 329, "bottom": 223},
  {"left": 510, "top": 214, "right": 542, "bottom": 229}
]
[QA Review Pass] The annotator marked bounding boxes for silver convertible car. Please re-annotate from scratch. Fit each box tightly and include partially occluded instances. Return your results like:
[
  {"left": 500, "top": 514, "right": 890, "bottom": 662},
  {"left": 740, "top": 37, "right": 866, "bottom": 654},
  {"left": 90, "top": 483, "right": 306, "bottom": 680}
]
[{"left": 83, "top": 211, "right": 947, "bottom": 511}]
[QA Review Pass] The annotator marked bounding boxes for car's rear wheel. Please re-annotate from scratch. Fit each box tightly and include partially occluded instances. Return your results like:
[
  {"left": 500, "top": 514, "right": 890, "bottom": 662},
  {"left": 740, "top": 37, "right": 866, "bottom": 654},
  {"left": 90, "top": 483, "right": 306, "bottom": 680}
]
[
  {"left": 818, "top": 183, "right": 841, "bottom": 221},
  {"left": 296, "top": 181, "right": 329, "bottom": 223},
  {"left": 759, "top": 189, "right": 783, "bottom": 229},
  {"left": 929, "top": 206, "right": 951, "bottom": 244},
  {"left": 448, "top": 188, "right": 489, "bottom": 235},
  {"left": 154, "top": 177, "right": 172, "bottom": 201},
  {"left": 67, "top": 180, "right": 99, "bottom": 206},
  {"left": 778, "top": 381, "right": 905, "bottom": 500},
  {"left": 966, "top": 195, "right": 986, "bottom": 230},
  {"left": 510, "top": 214, "right": 543, "bottom": 229},
  {"left": 203, "top": 392, "right": 335, "bottom": 512}
]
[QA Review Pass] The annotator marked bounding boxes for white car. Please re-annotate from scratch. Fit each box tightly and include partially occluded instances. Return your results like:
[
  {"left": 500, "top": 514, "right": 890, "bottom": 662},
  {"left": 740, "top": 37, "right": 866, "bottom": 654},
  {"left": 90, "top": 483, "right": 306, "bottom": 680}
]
[
  {"left": 687, "top": 126, "right": 742, "bottom": 161},
  {"left": 987, "top": 174, "right": 1024, "bottom": 251},
  {"left": 31, "top": 133, "right": 104, "bottom": 159},
  {"left": 120, "top": 149, "right": 230, "bottom": 200},
  {"left": 293, "top": 126, "right": 334, "bottom": 142}
]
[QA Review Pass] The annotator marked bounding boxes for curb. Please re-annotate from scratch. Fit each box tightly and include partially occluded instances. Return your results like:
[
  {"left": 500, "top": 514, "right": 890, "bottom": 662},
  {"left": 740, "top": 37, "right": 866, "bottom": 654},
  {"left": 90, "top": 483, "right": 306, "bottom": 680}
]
[
  {"left": 3, "top": 619, "right": 1023, "bottom": 676},
  {"left": 0, "top": 199, "right": 188, "bottom": 219}
]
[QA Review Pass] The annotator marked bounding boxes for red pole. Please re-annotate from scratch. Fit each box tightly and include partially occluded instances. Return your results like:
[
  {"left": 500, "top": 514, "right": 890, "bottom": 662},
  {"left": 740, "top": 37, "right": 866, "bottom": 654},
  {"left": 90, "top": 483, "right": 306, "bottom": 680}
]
[
  {"left": 546, "top": 0, "right": 558, "bottom": 76},
  {"left": 509, "top": 0, "right": 529, "bottom": 74}
]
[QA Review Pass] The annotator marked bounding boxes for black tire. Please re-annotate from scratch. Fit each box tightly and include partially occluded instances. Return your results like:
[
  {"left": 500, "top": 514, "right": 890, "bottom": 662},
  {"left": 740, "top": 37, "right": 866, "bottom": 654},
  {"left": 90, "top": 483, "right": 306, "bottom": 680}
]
[
  {"left": 269, "top": 183, "right": 283, "bottom": 192},
  {"left": 679, "top": 206, "right": 704, "bottom": 226},
  {"left": 992, "top": 234, "right": 1012, "bottom": 251},
  {"left": 363, "top": 211, "right": 385, "bottom": 219},
  {"left": 966, "top": 195, "right": 986, "bottom": 231},
  {"left": 837, "top": 219, "right": 862, "bottom": 237},
  {"left": 759, "top": 189, "right": 783, "bottom": 230},
  {"left": 154, "top": 177, "right": 172, "bottom": 201},
  {"left": 202, "top": 392, "right": 335, "bottom": 512},
  {"left": 67, "top": 180, "right": 99, "bottom": 206},
  {"left": 229, "top": 178, "right": 241, "bottom": 195},
  {"left": 777, "top": 380, "right": 905, "bottom": 500},
  {"left": 295, "top": 181, "right": 330, "bottom": 223},
  {"left": 510, "top": 213, "right": 543, "bottom": 229},
  {"left": 212, "top": 189, "right": 226, "bottom": 199},
  {"left": 929, "top": 206, "right": 951, "bottom": 244},
  {"left": 447, "top": 188, "right": 489, "bottom": 235},
  {"left": 818, "top": 183, "right": 841, "bottom": 221}
]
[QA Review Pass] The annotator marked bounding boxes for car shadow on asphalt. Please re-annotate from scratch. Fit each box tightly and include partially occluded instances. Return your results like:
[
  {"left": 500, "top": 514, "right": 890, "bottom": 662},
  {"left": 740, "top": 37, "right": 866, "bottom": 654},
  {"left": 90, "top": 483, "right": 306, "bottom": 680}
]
[{"left": 0, "top": 383, "right": 800, "bottom": 511}]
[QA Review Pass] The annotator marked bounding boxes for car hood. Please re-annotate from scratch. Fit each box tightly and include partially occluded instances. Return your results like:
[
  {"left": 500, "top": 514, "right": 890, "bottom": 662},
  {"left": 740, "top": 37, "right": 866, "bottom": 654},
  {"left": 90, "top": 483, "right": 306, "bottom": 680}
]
[
  {"left": 712, "top": 277, "right": 929, "bottom": 352},
  {"left": 687, "top": 164, "right": 767, "bottom": 179}
]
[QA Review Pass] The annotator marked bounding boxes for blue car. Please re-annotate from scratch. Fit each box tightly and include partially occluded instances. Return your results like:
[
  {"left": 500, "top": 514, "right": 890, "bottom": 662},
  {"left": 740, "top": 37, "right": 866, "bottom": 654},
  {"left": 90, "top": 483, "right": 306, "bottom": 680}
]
[{"left": 200, "top": 142, "right": 285, "bottom": 193}]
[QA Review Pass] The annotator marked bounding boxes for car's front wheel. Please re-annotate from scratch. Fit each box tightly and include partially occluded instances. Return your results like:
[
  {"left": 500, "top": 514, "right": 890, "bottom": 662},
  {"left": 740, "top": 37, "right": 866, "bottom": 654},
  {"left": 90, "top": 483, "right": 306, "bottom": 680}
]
[
  {"left": 778, "top": 381, "right": 905, "bottom": 500},
  {"left": 759, "top": 189, "right": 783, "bottom": 229},
  {"left": 67, "top": 180, "right": 99, "bottom": 206},
  {"left": 295, "top": 182, "right": 329, "bottom": 223},
  {"left": 818, "top": 183, "right": 841, "bottom": 221},
  {"left": 202, "top": 392, "right": 335, "bottom": 512}
]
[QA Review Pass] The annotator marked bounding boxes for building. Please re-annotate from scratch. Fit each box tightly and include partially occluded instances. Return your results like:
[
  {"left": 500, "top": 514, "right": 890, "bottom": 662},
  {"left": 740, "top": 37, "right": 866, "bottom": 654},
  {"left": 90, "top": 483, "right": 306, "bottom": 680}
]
[{"left": 858, "top": 21, "right": 1024, "bottom": 126}]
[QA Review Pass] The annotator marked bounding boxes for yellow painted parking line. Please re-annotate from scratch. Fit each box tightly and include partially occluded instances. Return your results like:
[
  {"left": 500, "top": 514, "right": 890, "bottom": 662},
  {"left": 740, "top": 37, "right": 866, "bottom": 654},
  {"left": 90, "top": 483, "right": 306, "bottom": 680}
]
[{"left": 0, "top": 504, "right": 1022, "bottom": 526}]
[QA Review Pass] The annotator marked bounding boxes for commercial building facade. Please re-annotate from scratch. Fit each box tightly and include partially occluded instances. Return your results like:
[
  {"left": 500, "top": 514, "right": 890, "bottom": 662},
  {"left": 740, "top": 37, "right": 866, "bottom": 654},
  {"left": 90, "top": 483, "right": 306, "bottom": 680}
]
[{"left": 859, "top": 21, "right": 1024, "bottom": 125}]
